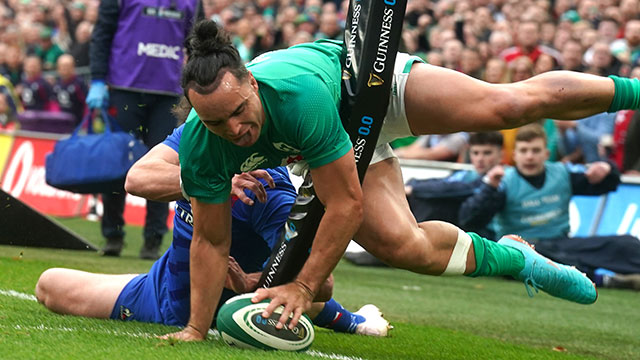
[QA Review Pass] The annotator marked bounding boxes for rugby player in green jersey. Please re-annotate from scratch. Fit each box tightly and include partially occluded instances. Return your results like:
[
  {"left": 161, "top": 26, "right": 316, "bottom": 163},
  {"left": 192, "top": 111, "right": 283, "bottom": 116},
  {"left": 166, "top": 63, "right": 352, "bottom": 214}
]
[{"left": 166, "top": 20, "right": 640, "bottom": 341}]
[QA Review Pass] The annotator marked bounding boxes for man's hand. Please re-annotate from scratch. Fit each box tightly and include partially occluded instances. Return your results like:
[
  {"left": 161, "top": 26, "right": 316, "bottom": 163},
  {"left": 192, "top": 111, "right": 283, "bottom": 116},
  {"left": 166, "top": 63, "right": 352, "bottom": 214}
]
[
  {"left": 224, "top": 256, "right": 260, "bottom": 294},
  {"left": 585, "top": 161, "right": 612, "bottom": 184},
  {"left": 158, "top": 324, "right": 206, "bottom": 342},
  {"left": 231, "top": 170, "right": 275, "bottom": 205},
  {"left": 484, "top": 165, "right": 504, "bottom": 188},
  {"left": 86, "top": 80, "right": 109, "bottom": 109},
  {"left": 252, "top": 281, "right": 314, "bottom": 330}
]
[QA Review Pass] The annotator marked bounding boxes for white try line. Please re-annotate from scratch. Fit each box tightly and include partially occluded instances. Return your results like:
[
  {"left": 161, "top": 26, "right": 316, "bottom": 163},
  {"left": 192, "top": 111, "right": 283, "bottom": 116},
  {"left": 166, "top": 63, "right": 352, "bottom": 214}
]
[
  {"left": 1, "top": 288, "right": 367, "bottom": 360},
  {"left": 0, "top": 289, "right": 37, "bottom": 301}
]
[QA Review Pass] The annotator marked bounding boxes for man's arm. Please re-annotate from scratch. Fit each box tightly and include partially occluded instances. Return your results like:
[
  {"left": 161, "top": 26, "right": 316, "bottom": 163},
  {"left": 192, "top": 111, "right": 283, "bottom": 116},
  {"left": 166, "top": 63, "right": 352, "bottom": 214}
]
[
  {"left": 458, "top": 166, "right": 506, "bottom": 231},
  {"left": 125, "top": 144, "right": 182, "bottom": 202},
  {"left": 253, "top": 151, "right": 363, "bottom": 329},
  {"left": 569, "top": 161, "right": 621, "bottom": 195},
  {"left": 161, "top": 199, "right": 232, "bottom": 341},
  {"left": 89, "top": 0, "right": 119, "bottom": 81}
]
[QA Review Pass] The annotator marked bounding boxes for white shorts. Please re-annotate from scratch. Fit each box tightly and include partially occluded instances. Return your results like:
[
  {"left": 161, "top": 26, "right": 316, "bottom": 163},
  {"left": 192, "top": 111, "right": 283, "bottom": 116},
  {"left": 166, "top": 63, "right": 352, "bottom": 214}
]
[{"left": 370, "top": 52, "right": 423, "bottom": 164}]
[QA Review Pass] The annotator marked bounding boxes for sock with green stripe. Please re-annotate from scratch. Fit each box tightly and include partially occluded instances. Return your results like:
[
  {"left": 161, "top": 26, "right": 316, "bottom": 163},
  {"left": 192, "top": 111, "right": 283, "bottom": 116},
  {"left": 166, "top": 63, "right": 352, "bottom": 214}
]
[
  {"left": 607, "top": 75, "right": 640, "bottom": 112},
  {"left": 466, "top": 232, "right": 525, "bottom": 278}
]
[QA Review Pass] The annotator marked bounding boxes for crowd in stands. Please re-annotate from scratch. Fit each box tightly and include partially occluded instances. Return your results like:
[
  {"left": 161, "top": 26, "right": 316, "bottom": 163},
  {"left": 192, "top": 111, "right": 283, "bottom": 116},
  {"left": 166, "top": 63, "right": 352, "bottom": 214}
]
[
  {"left": 0, "top": 0, "right": 639, "bottom": 169},
  {"left": 0, "top": 0, "right": 631, "bottom": 158}
]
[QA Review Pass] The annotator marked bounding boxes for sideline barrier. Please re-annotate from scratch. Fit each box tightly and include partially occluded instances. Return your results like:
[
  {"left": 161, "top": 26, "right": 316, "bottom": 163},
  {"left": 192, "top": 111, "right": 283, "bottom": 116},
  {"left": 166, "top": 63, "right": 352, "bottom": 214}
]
[
  {"left": 0, "top": 128, "right": 173, "bottom": 228},
  {"left": 399, "top": 159, "right": 640, "bottom": 239}
]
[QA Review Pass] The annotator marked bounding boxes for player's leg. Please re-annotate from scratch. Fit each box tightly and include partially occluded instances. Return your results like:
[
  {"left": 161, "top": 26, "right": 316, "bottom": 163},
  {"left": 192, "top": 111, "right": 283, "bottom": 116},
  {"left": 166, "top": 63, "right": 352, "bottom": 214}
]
[
  {"left": 307, "top": 299, "right": 390, "bottom": 336},
  {"left": 354, "top": 156, "right": 481, "bottom": 274},
  {"left": 35, "top": 268, "right": 137, "bottom": 318},
  {"left": 403, "top": 63, "right": 618, "bottom": 135},
  {"left": 355, "top": 156, "right": 597, "bottom": 304},
  {"left": 138, "top": 94, "right": 178, "bottom": 259}
]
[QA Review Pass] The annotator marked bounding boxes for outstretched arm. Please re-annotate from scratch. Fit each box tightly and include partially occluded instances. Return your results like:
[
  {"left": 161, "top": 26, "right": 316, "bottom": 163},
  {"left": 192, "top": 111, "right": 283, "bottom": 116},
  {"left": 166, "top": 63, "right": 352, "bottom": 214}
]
[
  {"left": 125, "top": 144, "right": 182, "bottom": 202},
  {"left": 253, "top": 151, "right": 363, "bottom": 329},
  {"left": 160, "top": 199, "right": 232, "bottom": 341}
]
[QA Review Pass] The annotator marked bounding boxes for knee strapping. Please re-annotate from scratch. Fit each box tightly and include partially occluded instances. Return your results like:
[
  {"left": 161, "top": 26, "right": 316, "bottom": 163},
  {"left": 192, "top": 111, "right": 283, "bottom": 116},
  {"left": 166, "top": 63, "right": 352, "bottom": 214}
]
[{"left": 442, "top": 229, "right": 472, "bottom": 276}]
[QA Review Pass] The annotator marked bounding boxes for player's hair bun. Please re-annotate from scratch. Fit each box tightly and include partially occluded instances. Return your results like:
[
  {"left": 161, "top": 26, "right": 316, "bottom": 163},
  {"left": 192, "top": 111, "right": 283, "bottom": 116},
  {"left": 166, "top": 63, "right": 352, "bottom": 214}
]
[{"left": 186, "top": 20, "right": 231, "bottom": 58}]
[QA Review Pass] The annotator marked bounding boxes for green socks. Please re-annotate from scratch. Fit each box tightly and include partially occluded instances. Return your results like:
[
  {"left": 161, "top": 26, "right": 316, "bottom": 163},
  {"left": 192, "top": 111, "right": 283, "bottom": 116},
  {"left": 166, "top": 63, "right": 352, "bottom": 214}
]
[
  {"left": 466, "top": 232, "right": 524, "bottom": 278},
  {"left": 607, "top": 75, "right": 640, "bottom": 112}
]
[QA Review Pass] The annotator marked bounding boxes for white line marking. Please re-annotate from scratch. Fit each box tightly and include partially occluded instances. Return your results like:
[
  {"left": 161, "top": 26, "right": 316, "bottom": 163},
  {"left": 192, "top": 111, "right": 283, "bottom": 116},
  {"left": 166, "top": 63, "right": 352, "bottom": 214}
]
[
  {"left": 1, "top": 289, "right": 366, "bottom": 360},
  {"left": 307, "top": 350, "right": 367, "bottom": 360},
  {"left": 0, "top": 289, "right": 37, "bottom": 301}
]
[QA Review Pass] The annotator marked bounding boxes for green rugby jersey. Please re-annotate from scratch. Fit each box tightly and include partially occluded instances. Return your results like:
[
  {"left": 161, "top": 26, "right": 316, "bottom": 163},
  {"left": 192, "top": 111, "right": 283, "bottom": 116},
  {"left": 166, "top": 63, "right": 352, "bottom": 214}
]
[{"left": 179, "top": 40, "right": 352, "bottom": 203}]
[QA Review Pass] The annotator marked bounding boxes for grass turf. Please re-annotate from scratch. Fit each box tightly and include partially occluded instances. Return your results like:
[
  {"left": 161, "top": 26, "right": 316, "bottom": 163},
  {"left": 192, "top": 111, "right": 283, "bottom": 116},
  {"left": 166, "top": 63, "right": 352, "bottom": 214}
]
[{"left": 0, "top": 217, "right": 637, "bottom": 359}]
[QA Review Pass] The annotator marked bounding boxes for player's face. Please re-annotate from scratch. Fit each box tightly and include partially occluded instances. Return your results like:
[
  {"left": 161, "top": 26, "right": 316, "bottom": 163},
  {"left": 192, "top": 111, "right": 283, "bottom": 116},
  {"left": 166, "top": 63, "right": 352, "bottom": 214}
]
[
  {"left": 469, "top": 144, "right": 502, "bottom": 175},
  {"left": 513, "top": 138, "right": 549, "bottom": 176},
  {"left": 188, "top": 71, "right": 264, "bottom": 147}
]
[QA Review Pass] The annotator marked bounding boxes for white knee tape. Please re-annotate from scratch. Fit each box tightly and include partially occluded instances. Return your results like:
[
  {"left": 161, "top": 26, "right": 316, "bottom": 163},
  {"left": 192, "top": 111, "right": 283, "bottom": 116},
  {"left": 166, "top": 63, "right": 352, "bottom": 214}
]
[{"left": 442, "top": 229, "right": 472, "bottom": 276}]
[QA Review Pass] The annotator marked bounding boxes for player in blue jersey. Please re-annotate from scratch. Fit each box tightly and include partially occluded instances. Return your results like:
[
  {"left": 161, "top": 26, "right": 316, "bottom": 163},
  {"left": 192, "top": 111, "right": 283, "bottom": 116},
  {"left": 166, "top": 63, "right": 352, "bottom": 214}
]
[{"left": 34, "top": 124, "right": 390, "bottom": 337}]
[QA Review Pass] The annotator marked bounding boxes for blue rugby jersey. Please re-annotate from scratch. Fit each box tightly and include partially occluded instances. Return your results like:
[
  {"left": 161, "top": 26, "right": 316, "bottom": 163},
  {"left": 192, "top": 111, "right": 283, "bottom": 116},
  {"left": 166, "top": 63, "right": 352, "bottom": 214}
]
[{"left": 113, "top": 124, "right": 297, "bottom": 326}]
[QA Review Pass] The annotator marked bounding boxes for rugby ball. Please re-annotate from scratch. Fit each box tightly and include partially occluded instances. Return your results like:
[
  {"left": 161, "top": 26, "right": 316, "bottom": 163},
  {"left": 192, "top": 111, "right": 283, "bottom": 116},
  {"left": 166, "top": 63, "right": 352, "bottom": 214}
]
[{"left": 216, "top": 293, "right": 314, "bottom": 351}]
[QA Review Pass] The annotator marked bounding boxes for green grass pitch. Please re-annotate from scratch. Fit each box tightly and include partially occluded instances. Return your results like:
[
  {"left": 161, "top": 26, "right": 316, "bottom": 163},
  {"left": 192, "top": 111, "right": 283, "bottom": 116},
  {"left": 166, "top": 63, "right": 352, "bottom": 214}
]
[{"left": 0, "top": 217, "right": 638, "bottom": 359}]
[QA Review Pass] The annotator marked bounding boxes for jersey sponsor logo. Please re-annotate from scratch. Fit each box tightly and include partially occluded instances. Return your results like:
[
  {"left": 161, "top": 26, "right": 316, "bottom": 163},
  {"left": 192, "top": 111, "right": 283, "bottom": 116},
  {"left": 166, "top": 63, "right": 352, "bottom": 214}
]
[
  {"left": 240, "top": 152, "right": 267, "bottom": 172},
  {"left": 272, "top": 142, "right": 300, "bottom": 153},
  {"left": 137, "top": 42, "right": 181, "bottom": 60},
  {"left": 367, "top": 73, "right": 384, "bottom": 87},
  {"left": 372, "top": 7, "right": 395, "bottom": 74}
]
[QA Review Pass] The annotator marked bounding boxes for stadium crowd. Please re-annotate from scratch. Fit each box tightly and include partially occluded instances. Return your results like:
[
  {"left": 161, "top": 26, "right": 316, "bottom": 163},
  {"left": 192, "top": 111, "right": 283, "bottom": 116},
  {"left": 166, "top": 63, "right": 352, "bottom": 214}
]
[{"left": 1, "top": 0, "right": 639, "bottom": 169}]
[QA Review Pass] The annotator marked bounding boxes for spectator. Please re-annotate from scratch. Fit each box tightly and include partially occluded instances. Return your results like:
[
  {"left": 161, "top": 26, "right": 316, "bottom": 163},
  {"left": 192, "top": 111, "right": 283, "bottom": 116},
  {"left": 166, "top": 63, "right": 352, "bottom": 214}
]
[
  {"left": 425, "top": 51, "right": 444, "bottom": 67},
  {"left": 489, "top": 31, "right": 512, "bottom": 57},
  {"left": 34, "top": 26, "right": 64, "bottom": 71},
  {"left": 69, "top": 21, "right": 92, "bottom": 67},
  {"left": 53, "top": 54, "right": 87, "bottom": 125},
  {"left": 509, "top": 56, "right": 535, "bottom": 82},
  {"left": 315, "top": 11, "right": 341, "bottom": 40},
  {"left": 1, "top": 45, "right": 23, "bottom": 86},
  {"left": 587, "top": 40, "right": 624, "bottom": 76},
  {"left": 0, "top": 73, "right": 21, "bottom": 126},
  {"left": 460, "top": 47, "right": 483, "bottom": 79},
  {"left": 534, "top": 53, "right": 558, "bottom": 74},
  {"left": 459, "top": 124, "right": 640, "bottom": 290},
  {"left": 500, "top": 20, "right": 560, "bottom": 64},
  {"left": 610, "top": 19, "right": 640, "bottom": 66},
  {"left": 405, "top": 131, "right": 504, "bottom": 238},
  {"left": 395, "top": 133, "right": 469, "bottom": 162},
  {"left": 483, "top": 57, "right": 508, "bottom": 83},
  {"left": 560, "top": 38, "right": 585, "bottom": 72},
  {"left": 87, "top": 0, "right": 203, "bottom": 259},
  {"left": 442, "top": 38, "right": 464, "bottom": 71},
  {"left": 19, "top": 56, "right": 53, "bottom": 111}
]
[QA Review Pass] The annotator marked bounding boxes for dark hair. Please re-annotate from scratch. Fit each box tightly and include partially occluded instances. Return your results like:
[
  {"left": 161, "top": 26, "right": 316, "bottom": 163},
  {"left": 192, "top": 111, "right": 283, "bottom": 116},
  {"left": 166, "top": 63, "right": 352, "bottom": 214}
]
[
  {"left": 515, "top": 123, "right": 547, "bottom": 144},
  {"left": 182, "top": 20, "right": 249, "bottom": 100},
  {"left": 468, "top": 131, "right": 503, "bottom": 147}
]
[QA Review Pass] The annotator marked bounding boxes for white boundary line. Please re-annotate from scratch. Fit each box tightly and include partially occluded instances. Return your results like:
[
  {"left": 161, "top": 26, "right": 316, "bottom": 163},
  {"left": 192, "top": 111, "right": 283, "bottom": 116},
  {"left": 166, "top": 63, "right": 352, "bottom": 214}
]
[
  {"left": 1, "top": 289, "right": 367, "bottom": 360},
  {"left": 0, "top": 289, "right": 37, "bottom": 301}
]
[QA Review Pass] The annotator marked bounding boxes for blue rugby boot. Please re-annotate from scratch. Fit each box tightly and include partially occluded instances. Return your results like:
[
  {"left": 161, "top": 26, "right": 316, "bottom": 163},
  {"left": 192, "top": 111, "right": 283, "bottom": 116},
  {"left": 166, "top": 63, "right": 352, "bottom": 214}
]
[{"left": 497, "top": 235, "right": 597, "bottom": 304}]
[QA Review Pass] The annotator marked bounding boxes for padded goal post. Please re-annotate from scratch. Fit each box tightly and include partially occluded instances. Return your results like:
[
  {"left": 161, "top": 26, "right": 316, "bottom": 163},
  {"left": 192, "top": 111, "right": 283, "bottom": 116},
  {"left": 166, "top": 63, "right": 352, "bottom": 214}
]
[{"left": 257, "top": 0, "right": 408, "bottom": 289}]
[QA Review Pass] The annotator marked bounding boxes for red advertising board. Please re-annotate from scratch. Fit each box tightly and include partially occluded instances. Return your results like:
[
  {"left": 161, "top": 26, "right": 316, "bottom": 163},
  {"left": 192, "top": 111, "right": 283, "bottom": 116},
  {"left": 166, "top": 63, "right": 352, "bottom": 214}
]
[{"left": 0, "top": 132, "right": 172, "bottom": 227}]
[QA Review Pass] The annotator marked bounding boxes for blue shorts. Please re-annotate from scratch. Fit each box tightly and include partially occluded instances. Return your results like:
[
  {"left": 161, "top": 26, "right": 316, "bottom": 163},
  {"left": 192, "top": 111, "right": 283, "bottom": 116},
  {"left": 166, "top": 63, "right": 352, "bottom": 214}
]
[{"left": 110, "top": 253, "right": 183, "bottom": 326}]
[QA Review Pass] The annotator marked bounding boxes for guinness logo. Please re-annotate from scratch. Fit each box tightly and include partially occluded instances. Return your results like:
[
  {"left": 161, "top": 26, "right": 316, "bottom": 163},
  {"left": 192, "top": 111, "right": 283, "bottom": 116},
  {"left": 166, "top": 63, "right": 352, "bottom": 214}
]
[{"left": 367, "top": 73, "right": 384, "bottom": 87}]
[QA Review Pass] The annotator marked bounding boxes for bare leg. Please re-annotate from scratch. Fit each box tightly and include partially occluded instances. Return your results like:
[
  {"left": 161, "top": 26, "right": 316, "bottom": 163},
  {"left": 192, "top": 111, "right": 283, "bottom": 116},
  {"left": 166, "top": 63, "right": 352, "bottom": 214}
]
[
  {"left": 306, "top": 302, "right": 325, "bottom": 319},
  {"left": 35, "top": 268, "right": 137, "bottom": 318},
  {"left": 355, "top": 158, "right": 475, "bottom": 274},
  {"left": 404, "top": 63, "right": 616, "bottom": 134}
]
